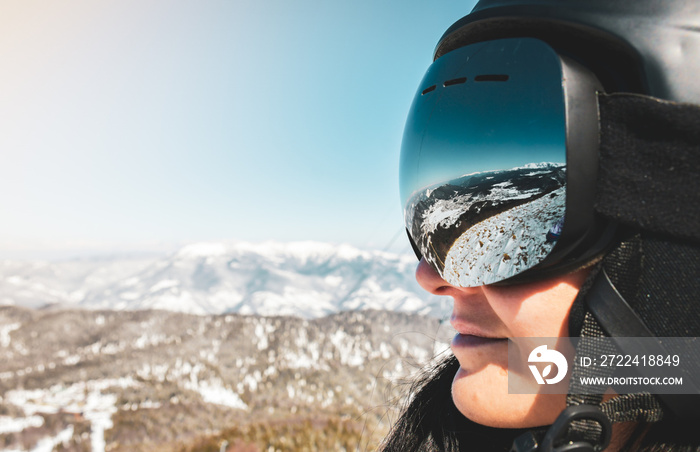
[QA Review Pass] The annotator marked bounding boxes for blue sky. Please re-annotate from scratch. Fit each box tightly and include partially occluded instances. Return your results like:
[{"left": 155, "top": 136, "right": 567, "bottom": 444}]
[{"left": 0, "top": 0, "right": 477, "bottom": 259}]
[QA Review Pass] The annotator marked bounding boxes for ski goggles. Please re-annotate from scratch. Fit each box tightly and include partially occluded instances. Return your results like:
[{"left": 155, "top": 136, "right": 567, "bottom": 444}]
[{"left": 400, "top": 37, "right": 610, "bottom": 287}]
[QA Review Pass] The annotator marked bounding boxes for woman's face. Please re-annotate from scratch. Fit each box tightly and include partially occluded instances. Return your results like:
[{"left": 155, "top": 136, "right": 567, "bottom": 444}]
[{"left": 416, "top": 258, "right": 589, "bottom": 428}]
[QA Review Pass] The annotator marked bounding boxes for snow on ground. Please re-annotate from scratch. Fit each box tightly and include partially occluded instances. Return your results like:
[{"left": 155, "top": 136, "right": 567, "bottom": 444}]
[
  {"left": 177, "top": 364, "right": 248, "bottom": 410},
  {"left": 329, "top": 329, "right": 364, "bottom": 367},
  {"left": 193, "top": 380, "right": 248, "bottom": 410},
  {"left": 0, "top": 415, "right": 44, "bottom": 434},
  {"left": 3, "top": 378, "right": 133, "bottom": 452},
  {"left": 31, "top": 426, "right": 74, "bottom": 452},
  {"left": 83, "top": 392, "right": 117, "bottom": 452},
  {"left": 0, "top": 426, "right": 74, "bottom": 452},
  {"left": 0, "top": 323, "right": 21, "bottom": 348},
  {"left": 144, "top": 359, "right": 248, "bottom": 410}
]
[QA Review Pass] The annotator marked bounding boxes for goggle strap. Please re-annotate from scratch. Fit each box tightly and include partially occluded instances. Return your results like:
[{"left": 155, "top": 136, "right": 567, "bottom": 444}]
[{"left": 596, "top": 93, "right": 700, "bottom": 244}]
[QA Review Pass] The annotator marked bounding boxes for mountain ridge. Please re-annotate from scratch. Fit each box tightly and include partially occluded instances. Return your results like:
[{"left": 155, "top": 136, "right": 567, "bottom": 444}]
[{"left": 0, "top": 241, "right": 449, "bottom": 319}]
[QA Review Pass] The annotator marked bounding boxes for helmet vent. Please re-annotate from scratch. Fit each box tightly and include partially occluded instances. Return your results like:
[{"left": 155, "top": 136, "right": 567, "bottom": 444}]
[
  {"left": 422, "top": 75, "right": 506, "bottom": 94},
  {"left": 444, "top": 77, "right": 467, "bottom": 87},
  {"left": 475, "top": 74, "right": 509, "bottom": 82},
  {"left": 421, "top": 85, "right": 436, "bottom": 95}
]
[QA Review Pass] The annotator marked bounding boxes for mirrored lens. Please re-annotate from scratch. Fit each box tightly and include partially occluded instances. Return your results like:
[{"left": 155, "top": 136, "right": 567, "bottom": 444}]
[{"left": 400, "top": 38, "right": 567, "bottom": 287}]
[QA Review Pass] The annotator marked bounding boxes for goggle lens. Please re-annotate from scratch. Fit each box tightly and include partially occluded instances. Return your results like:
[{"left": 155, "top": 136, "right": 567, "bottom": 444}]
[{"left": 400, "top": 38, "right": 568, "bottom": 287}]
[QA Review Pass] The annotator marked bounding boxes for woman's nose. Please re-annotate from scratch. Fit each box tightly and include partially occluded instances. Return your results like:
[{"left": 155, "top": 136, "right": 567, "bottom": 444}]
[{"left": 415, "top": 257, "right": 473, "bottom": 296}]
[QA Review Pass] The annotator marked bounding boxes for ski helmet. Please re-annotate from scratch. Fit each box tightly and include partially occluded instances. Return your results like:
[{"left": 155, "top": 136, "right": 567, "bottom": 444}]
[{"left": 400, "top": 0, "right": 700, "bottom": 449}]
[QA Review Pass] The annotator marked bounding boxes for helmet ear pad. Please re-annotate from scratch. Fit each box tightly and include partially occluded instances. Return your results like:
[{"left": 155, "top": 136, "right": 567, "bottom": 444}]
[
  {"left": 606, "top": 233, "right": 700, "bottom": 337},
  {"left": 569, "top": 230, "right": 700, "bottom": 339},
  {"left": 566, "top": 232, "right": 700, "bottom": 422}
]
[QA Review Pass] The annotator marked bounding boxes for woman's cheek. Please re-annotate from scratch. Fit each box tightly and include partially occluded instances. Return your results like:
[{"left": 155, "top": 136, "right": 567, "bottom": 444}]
[{"left": 452, "top": 365, "right": 567, "bottom": 428}]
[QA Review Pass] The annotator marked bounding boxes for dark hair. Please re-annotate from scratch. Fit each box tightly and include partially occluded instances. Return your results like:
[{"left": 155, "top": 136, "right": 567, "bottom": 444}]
[
  {"left": 379, "top": 355, "right": 529, "bottom": 452},
  {"left": 636, "top": 419, "right": 700, "bottom": 452},
  {"left": 380, "top": 355, "right": 700, "bottom": 452}
]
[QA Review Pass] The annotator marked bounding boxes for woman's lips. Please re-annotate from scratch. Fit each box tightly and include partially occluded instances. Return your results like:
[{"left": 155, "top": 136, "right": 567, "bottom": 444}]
[
  {"left": 451, "top": 333, "right": 508, "bottom": 348},
  {"left": 450, "top": 318, "right": 507, "bottom": 348},
  {"left": 450, "top": 318, "right": 503, "bottom": 339}
]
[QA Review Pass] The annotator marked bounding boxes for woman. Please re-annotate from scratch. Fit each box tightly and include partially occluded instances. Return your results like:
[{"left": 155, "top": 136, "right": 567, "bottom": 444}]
[{"left": 382, "top": 0, "right": 700, "bottom": 450}]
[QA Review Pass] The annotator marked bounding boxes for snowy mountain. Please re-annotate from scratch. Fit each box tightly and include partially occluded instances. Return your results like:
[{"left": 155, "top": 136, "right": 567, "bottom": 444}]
[
  {"left": 0, "top": 242, "right": 456, "bottom": 451},
  {"left": 0, "top": 306, "right": 454, "bottom": 451},
  {"left": 0, "top": 241, "right": 449, "bottom": 319}
]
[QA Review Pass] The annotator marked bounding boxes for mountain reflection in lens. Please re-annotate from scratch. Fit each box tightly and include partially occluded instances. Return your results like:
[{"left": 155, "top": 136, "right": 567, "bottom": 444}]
[{"left": 405, "top": 163, "right": 566, "bottom": 287}]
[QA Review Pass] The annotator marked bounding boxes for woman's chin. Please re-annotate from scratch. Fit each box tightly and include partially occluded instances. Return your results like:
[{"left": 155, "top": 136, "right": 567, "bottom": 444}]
[{"left": 451, "top": 365, "right": 566, "bottom": 429}]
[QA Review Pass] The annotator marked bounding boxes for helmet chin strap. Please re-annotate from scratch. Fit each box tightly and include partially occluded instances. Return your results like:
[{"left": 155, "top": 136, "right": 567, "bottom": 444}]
[
  {"left": 510, "top": 274, "right": 663, "bottom": 452},
  {"left": 511, "top": 404, "right": 612, "bottom": 452}
]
